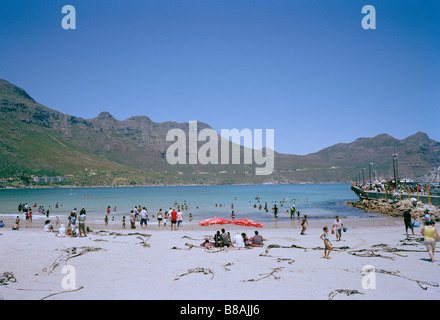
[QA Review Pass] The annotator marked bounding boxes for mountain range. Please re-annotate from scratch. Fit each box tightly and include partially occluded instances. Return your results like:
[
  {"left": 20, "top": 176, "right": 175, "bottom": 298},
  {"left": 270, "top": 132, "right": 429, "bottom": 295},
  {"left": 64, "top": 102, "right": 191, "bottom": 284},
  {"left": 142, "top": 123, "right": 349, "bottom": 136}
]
[{"left": 1, "top": 78, "right": 439, "bottom": 187}]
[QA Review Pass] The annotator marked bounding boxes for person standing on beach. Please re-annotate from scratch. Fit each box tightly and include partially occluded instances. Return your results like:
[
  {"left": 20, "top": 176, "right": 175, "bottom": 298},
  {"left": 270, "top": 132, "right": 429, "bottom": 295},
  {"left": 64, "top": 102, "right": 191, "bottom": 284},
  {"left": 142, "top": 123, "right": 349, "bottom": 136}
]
[
  {"left": 140, "top": 207, "right": 148, "bottom": 229},
  {"left": 299, "top": 215, "right": 308, "bottom": 235},
  {"left": 403, "top": 210, "right": 415, "bottom": 237},
  {"left": 69, "top": 212, "right": 77, "bottom": 237},
  {"left": 320, "top": 226, "right": 332, "bottom": 259},
  {"left": 157, "top": 209, "right": 163, "bottom": 228},
  {"left": 421, "top": 221, "right": 440, "bottom": 263},
  {"left": 332, "top": 216, "right": 344, "bottom": 241},
  {"left": 170, "top": 208, "right": 177, "bottom": 230},
  {"left": 78, "top": 209, "right": 87, "bottom": 237},
  {"left": 163, "top": 211, "right": 168, "bottom": 227},
  {"left": 177, "top": 209, "right": 183, "bottom": 228},
  {"left": 122, "top": 216, "right": 126, "bottom": 229},
  {"left": 129, "top": 210, "right": 136, "bottom": 229}
]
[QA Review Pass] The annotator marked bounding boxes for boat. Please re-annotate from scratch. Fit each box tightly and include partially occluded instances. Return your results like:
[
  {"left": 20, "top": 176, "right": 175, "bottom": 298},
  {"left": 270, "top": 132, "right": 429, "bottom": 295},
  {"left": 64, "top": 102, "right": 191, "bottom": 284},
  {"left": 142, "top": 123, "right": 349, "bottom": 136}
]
[
  {"left": 351, "top": 148, "right": 440, "bottom": 206},
  {"left": 350, "top": 184, "right": 440, "bottom": 206}
]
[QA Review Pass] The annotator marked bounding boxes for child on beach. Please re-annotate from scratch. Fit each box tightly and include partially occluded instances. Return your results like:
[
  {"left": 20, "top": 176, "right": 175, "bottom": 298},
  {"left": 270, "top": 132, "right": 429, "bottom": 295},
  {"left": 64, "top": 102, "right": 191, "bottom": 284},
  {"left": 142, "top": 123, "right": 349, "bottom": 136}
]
[
  {"left": 299, "top": 215, "right": 308, "bottom": 235},
  {"left": 320, "top": 226, "right": 332, "bottom": 259},
  {"left": 122, "top": 216, "right": 126, "bottom": 229}
]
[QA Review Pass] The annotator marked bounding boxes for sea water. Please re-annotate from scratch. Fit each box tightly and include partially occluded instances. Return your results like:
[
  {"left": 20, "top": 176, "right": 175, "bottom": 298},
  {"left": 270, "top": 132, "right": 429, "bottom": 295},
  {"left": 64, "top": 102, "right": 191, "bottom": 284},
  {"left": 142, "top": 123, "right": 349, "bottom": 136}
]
[{"left": 0, "top": 184, "right": 380, "bottom": 225}]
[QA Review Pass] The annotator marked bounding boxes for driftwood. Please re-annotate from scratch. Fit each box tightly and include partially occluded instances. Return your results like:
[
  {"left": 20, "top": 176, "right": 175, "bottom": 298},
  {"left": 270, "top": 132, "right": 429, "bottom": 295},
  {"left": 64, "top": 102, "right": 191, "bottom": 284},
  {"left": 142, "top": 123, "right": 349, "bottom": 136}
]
[
  {"left": 174, "top": 267, "right": 215, "bottom": 281},
  {"left": 266, "top": 244, "right": 350, "bottom": 252},
  {"left": 328, "top": 289, "right": 364, "bottom": 300},
  {"left": 0, "top": 272, "right": 17, "bottom": 286},
  {"left": 347, "top": 249, "right": 395, "bottom": 260},
  {"left": 41, "top": 246, "right": 106, "bottom": 274},
  {"left": 40, "top": 286, "right": 84, "bottom": 300},
  {"left": 276, "top": 258, "right": 295, "bottom": 265},
  {"left": 171, "top": 243, "right": 200, "bottom": 250},
  {"left": 136, "top": 236, "right": 150, "bottom": 247},
  {"left": 93, "top": 230, "right": 151, "bottom": 238},
  {"left": 242, "top": 267, "right": 284, "bottom": 282},
  {"left": 349, "top": 241, "right": 440, "bottom": 260},
  {"left": 375, "top": 269, "right": 439, "bottom": 290},
  {"left": 204, "top": 246, "right": 253, "bottom": 253},
  {"left": 223, "top": 262, "right": 233, "bottom": 271}
]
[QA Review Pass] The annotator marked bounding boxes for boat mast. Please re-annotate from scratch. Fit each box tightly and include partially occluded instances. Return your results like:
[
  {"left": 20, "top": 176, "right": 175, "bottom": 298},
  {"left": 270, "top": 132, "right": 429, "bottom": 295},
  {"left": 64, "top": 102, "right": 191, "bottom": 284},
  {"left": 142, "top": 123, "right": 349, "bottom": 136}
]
[{"left": 392, "top": 147, "right": 399, "bottom": 187}]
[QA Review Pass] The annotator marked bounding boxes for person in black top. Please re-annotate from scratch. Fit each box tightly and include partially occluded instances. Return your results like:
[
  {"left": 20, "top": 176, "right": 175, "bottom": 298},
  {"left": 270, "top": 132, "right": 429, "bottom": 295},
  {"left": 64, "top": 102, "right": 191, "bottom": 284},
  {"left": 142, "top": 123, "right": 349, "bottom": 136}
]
[{"left": 403, "top": 209, "right": 415, "bottom": 237}]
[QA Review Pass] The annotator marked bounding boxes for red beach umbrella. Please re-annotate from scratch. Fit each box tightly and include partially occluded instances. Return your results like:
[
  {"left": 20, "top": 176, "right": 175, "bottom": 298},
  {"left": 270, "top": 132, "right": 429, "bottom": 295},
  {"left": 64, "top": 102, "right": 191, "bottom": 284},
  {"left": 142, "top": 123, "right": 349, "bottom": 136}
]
[
  {"left": 232, "top": 218, "right": 264, "bottom": 228},
  {"left": 199, "top": 217, "right": 232, "bottom": 226}
]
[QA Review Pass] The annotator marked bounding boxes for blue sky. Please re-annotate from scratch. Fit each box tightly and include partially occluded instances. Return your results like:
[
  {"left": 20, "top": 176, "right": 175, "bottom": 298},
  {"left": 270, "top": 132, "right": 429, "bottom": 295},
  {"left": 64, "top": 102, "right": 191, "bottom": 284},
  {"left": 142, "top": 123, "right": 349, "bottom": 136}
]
[{"left": 0, "top": 0, "right": 439, "bottom": 155}]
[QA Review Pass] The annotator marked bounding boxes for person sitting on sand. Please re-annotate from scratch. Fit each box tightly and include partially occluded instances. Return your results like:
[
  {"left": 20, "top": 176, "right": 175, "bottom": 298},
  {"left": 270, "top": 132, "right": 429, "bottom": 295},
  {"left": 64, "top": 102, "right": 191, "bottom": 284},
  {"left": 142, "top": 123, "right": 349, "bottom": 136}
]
[
  {"left": 250, "top": 231, "right": 265, "bottom": 246},
  {"left": 57, "top": 224, "right": 67, "bottom": 237},
  {"left": 12, "top": 223, "right": 19, "bottom": 230},
  {"left": 221, "top": 228, "right": 231, "bottom": 247},
  {"left": 0, "top": 220, "right": 4, "bottom": 228},
  {"left": 200, "top": 239, "right": 215, "bottom": 249},
  {"left": 242, "top": 233, "right": 252, "bottom": 246},
  {"left": 232, "top": 231, "right": 245, "bottom": 247},
  {"left": 44, "top": 220, "right": 54, "bottom": 232},
  {"left": 214, "top": 231, "right": 223, "bottom": 247}
]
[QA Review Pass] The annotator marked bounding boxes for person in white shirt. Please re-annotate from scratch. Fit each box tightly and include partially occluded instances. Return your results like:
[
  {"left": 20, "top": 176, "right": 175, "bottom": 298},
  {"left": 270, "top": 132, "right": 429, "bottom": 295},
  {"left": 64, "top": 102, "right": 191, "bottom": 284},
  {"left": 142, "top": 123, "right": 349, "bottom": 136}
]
[
  {"left": 57, "top": 224, "right": 67, "bottom": 237},
  {"left": 140, "top": 208, "right": 148, "bottom": 229},
  {"left": 177, "top": 211, "right": 183, "bottom": 228},
  {"left": 332, "top": 216, "right": 344, "bottom": 241},
  {"left": 43, "top": 220, "right": 54, "bottom": 232},
  {"left": 232, "top": 232, "right": 245, "bottom": 247}
]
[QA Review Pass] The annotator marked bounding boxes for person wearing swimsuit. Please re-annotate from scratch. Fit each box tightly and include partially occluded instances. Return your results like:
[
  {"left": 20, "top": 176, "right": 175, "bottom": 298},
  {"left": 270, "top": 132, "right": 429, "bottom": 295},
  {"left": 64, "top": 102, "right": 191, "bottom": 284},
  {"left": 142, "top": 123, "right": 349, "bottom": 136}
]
[{"left": 320, "top": 226, "right": 332, "bottom": 259}]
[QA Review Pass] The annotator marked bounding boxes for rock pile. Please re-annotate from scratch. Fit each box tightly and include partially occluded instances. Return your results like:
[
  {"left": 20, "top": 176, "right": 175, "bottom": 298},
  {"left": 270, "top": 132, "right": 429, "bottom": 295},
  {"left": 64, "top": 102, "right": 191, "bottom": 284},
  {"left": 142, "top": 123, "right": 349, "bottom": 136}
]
[{"left": 345, "top": 198, "right": 440, "bottom": 221}]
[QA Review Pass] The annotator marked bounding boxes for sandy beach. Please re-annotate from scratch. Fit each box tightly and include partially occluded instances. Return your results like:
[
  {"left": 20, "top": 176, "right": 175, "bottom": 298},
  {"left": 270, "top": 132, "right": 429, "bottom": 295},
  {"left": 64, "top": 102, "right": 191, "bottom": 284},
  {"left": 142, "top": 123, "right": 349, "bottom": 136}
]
[{"left": 0, "top": 216, "right": 439, "bottom": 301}]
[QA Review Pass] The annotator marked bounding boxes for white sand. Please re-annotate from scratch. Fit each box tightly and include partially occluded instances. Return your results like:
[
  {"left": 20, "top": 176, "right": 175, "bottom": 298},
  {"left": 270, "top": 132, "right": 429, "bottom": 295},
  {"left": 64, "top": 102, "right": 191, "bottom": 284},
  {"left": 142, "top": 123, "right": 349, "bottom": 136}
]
[{"left": 0, "top": 217, "right": 439, "bottom": 300}]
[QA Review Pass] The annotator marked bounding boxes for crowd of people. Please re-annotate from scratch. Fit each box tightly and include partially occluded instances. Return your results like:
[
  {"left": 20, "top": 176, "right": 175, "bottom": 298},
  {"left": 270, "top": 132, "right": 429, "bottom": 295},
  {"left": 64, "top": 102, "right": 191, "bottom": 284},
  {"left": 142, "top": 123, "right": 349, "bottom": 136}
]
[
  {"left": 125, "top": 206, "right": 191, "bottom": 230},
  {"left": 200, "top": 229, "right": 266, "bottom": 249}
]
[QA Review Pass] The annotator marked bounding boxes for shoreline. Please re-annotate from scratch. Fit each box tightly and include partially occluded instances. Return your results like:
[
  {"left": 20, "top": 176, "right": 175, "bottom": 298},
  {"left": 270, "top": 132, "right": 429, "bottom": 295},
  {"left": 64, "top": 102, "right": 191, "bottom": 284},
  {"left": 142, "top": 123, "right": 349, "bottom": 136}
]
[
  {"left": 0, "top": 181, "right": 351, "bottom": 190},
  {"left": 0, "top": 212, "right": 398, "bottom": 233}
]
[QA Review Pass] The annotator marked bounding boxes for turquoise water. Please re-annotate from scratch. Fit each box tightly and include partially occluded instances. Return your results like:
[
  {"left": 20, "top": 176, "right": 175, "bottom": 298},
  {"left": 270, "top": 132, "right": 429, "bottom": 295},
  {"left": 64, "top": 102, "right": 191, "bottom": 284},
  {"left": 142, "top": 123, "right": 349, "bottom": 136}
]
[{"left": 0, "top": 184, "right": 376, "bottom": 225}]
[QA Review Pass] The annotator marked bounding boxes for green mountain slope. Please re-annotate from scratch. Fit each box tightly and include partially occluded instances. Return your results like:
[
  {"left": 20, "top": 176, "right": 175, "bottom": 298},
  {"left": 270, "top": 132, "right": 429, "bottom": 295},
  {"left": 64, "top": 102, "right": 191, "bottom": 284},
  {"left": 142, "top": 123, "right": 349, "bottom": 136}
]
[{"left": 1, "top": 78, "right": 439, "bottom": 186}]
